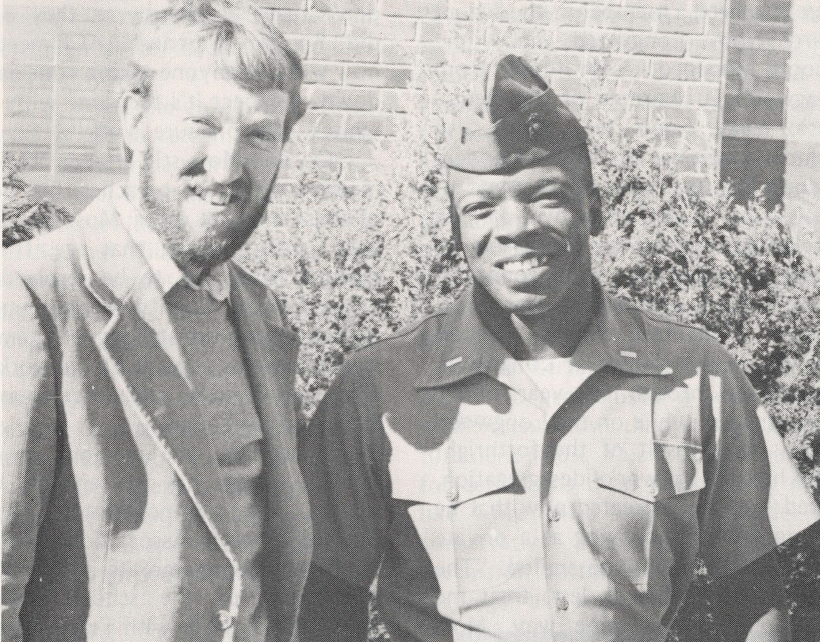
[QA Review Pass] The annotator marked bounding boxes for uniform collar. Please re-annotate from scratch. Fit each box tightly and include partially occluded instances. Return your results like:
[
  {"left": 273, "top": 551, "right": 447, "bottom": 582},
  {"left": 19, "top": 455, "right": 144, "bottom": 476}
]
[
  {"left": 415, "top": 281, "right": 673, "bottom": 390},
  {"left": 113, "top": 184, "right": 230, "bottom": 303}
]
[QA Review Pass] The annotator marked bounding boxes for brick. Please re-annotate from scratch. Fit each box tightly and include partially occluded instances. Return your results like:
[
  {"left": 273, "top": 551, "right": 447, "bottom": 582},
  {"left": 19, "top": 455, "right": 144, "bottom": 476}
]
[
  {"left": 380, "top": 42, "right": 448, "bottom": 66},
  {"left": 346, "top": 64, "right": 412, "bottom": 88},
  {"left": 588, "top": 7, "right": 653, "bottom": 31},
  {"left": 289, "top": 37, "right": 310, "bottom": 58},
  {"left": 554, "top": 29, "right": 619, "bottom": 52},
  {"left": 449, "top": 0, "right": 507, "bottom": 20},
  {"left": 516, "top": 2, "right": 555, "bottom": 25},
  {"left": 691, "top": 0, "right": 725, "bottom": 11},
  {"left": 554, "top": 4, "right": 587, "bottom": 27},
  {"left": 657, "top": 11, "right": 705, "bottom": 35},
  {"left": 341, "top": 159, "right": 380, "bottom": 182},
  {"left": 382, "top": 0, "right": 448, "bottom": 18},
  {"left": 418, "top": 20, "right": 475, "bottom": 43},
  {"left": 550, "top": 75, "right": 592, "bottom": 99},
  {"left": 346, "top": 16, "right": 417, "bottom": 40},
  {"left": 310, "top": 38, "right": 379, "bottom": 63},
  {"left": 345, "top": 112, "right": 398, "bottom": 136},
  {"left": 293, "top": 110, "right": 345, "bottom": 134},
  {"left": 628, "top": 79, "right": 684, "bottom": 103},
  {"left": 303, "top": 62, "right": 345, "bottom": 85},
  {"left": 541, "top": 52, "right": 585, "bottom": 75},
  {"left": 706, "top": 14, "right": 725, "bottom": 37},
  {"left": 276, "top": 11, "right": 346, "bottom": 36},
  {"left": 650, "top": 105, "right": 699, "bottom": 127},
  {"left": 680, "top": 174, "right": 711, "bottom": 195},
  {"left": 686, "top": 83, "right": 720, "bottom": 106},
  {"left": 687, "top": 36, "right": 722, "bottom": 59},
  {"left": 702, "top": 61, "right": 721, "bottom": 83},
  {"left": 379, "top": 88, "right": 413, "bottom": 112},
  {"left": 312, "top": 0, "right": 374, "bottom": 12},
  {"left": 622, "top": 33, "right": 686, "bottom": 57},
  {"left": 278, "top": 157, "right": 342, "bottom": 181},
  {"left": 307, "top": 85, "right": 379, "bottom": 110},
  {"left": 488, "top": 24, "right": 553, "bottom": 49},
  {"left": 447, "top": 45, "right": 496, "bottom": 69},
  {"left": 308, "top": 135, "right": 376, "bottom": 158},
  {"left": 621, "top": 0, "right": 678, "bottom": 8},
  {"left": 652, "top": 59, "right": 702, "bottom": 81},
  {"left": 258, "top": 0, "right": 305, "bottom": 9},
  {"left": 586, "top": 54, "right": 650, "bottom": 77}
]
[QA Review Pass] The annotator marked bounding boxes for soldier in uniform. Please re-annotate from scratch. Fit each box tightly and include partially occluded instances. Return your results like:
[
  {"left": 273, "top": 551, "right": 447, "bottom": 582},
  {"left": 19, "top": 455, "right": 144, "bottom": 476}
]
[{"left": 297, "top": 55, "right": 820, "bottom": 642}]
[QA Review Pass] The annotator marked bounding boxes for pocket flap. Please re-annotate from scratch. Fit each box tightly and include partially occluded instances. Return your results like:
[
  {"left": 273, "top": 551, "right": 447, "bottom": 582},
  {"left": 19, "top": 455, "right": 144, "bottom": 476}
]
[
  {"left": 594, "top": 441, "right": 705, "bottom": 502},
  {"left": 387, "top": 422, "right": 514, "bottom": 507}
]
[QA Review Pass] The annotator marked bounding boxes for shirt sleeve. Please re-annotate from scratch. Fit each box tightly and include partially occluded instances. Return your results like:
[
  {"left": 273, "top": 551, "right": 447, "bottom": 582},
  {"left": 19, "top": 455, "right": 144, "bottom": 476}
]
[
  {"left": 698, "top": 347, "right": 820, "bottom": 578},
  {"left": 298, "top": 356, "right": 389, "bottom": 589}
]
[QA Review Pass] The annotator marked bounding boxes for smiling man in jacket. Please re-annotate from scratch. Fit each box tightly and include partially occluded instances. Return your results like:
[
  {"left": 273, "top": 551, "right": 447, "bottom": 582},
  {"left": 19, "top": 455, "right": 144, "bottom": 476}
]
[{"left": 3, "top": 2, "right": 311, "bottom": 640}]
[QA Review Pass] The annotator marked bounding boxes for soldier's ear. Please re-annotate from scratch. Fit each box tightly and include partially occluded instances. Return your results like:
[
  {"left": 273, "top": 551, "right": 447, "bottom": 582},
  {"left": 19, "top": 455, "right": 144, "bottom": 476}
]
[
  {"left": 120, "top": 91, "right": 148, "bottom": 161},
  {"left": 588, "top": 188, "right": 603, "bottom": 237}
]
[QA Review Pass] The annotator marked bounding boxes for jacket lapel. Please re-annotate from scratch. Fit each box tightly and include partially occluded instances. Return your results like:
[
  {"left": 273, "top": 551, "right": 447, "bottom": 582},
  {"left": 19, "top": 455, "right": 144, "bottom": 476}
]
[{"left": 79, "top": 190, "right": 237, "bottom": 558}]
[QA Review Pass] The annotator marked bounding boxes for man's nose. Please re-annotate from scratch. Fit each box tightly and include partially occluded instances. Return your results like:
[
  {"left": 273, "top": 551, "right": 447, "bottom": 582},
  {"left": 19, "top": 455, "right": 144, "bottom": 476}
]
[
  {"left": 204, "top": 131, "right": 244, "bottom": 184},
  {"left": 495, "top": 201, "right": 538, "bottom": 241}
]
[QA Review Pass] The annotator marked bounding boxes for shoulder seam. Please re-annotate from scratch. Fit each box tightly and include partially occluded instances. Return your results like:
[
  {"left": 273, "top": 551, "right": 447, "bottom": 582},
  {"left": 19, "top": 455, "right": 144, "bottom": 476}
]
[{"left": 634, "top": 305, "right": 719, "bottom": 339}]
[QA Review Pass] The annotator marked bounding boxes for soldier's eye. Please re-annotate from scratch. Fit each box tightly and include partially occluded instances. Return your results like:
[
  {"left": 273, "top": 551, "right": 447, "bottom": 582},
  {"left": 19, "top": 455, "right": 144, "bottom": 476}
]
[
  {"left": 461, "top": 202, "right": 494, "bottom": 218},
  {"left": 532, "top": 190, "right": 565, "bottom": 206}
]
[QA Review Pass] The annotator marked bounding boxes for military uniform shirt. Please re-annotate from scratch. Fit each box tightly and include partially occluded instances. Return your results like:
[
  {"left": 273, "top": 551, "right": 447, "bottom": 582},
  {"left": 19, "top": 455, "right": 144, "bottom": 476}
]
[{"left": 300, "top": 284, "right": 820, "bottom": 642}]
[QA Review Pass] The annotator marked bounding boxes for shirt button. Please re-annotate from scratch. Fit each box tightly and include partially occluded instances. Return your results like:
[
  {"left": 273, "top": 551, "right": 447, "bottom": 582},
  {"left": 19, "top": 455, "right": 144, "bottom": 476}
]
[
  {"left": 547, "top": 508, "right": 560, "bottom": 522},
  {"left": 217, "top": 610, "right": 234, "bottom": 630},
  {"left": 648, "top": 482, "right": 660, "bottom": 498},
  {"left": 556, "top": 596, "right": 570, "bottom": 611},
  {"left": 446, "top": 485, "right": 459, "bottom": 503}
]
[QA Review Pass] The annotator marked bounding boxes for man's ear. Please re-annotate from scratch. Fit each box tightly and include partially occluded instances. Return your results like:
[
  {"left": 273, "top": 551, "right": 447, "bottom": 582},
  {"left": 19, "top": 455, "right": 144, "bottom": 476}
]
[
  {"left": 588, "top": 187, "right": 603, "bottom": 237},
  {"left": 120, "top": 92, "right": 148, "bottom": 161}
]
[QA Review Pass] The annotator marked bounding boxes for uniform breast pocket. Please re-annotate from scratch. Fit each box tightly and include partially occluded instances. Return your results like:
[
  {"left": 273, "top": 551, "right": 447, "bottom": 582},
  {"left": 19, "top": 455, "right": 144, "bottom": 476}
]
[
  {"left": 387, "top": 428, "right": 525, "bottom": 599},
  {"left": 588, "top": 442, "right": 705, "bottom": 591}
]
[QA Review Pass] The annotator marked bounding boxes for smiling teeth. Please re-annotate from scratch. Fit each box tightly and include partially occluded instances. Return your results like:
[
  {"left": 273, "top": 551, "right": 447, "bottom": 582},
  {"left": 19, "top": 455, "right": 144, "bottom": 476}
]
[
  {"left": 193, "top": 187, "right": 232, "bottom": 206},
  {"left": 502, "top": 255, "right": 548, "bottom": 272}
]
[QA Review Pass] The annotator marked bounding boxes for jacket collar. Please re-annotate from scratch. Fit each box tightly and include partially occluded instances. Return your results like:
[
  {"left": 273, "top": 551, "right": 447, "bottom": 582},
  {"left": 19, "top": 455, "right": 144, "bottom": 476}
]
[{"left": 415, "top": 281, "right": 673, "bottom": 391}]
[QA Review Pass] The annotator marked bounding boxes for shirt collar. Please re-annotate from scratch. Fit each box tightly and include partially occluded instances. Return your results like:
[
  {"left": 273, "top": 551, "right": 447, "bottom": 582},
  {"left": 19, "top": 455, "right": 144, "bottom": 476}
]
[
  {"left": 415, "top": 281, "right": 673, "bottom": 390},
  {"left": 113, "top": 184, "right": 230, "bottom": 303}
]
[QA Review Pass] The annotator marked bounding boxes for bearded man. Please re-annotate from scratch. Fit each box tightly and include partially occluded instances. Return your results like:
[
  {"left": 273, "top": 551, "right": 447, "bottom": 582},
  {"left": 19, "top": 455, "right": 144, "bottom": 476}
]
[{"left": 3, "top": 2, "right": 311, "bottom": 641}]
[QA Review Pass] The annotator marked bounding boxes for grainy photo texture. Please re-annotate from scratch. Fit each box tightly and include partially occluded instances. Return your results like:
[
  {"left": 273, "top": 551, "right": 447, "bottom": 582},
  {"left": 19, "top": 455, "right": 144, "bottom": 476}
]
[{"left": 4, "top": 1, "right": 820, "bottom": 642}]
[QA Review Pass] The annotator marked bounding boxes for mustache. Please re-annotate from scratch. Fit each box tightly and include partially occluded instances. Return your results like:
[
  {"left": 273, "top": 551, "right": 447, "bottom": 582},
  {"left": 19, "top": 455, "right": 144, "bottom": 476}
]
[{"left": 180, "top": 160, "right": 252, "bottom": 199}]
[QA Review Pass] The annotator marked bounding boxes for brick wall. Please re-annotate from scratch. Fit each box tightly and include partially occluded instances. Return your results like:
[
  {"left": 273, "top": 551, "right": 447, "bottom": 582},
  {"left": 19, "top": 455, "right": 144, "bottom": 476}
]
[
  {"left": 3, "top": 0, "right": 728, "bottom": 197},
  {"left": 274, "top": 0, "right": 728, "bottom": 189}
]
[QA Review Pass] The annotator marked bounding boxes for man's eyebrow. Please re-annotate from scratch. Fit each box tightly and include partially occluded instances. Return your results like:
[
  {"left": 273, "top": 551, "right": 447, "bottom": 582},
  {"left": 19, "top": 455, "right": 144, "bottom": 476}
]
[{"left": 246, "top": 115, "right": 284, "bottom": 128}]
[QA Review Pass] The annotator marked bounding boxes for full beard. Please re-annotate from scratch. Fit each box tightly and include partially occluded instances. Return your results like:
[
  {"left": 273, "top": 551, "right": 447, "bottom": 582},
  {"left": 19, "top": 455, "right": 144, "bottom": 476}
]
[{"left": 137, "top": 146, "right": 271, "bottom": 275}]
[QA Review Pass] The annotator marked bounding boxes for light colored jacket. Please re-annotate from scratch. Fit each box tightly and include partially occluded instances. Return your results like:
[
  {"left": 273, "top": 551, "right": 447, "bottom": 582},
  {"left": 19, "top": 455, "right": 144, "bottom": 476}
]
[{"left": 2, "top": 188, "right": 312, "bottom": 642}]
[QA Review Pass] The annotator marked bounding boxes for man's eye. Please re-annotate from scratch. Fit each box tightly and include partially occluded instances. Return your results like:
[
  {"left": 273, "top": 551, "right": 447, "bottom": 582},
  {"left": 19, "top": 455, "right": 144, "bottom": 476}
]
[
  {"left": 461, "top": 202, "right": 494, "bottom": 218},
  {"left": 188, "top": 118, "right": 218, "bottom": 132},
  {"left": 249, "top": 131, "right": 279, "bottom": 144},
  {"left": 532, "top": 192, "right": 565, "bottom": 206}
]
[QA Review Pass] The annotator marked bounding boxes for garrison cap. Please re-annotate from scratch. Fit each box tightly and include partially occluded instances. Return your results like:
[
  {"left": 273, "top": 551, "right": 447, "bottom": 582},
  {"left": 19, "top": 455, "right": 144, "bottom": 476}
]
[{"left": 444, "top": 54, "right": 588, "bottom": 173}]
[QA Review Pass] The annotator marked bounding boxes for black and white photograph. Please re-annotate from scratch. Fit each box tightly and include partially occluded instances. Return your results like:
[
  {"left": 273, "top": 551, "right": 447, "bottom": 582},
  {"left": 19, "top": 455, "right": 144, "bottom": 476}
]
[{"left": 3, "top": 1, "right": 820, "bottom": 641}]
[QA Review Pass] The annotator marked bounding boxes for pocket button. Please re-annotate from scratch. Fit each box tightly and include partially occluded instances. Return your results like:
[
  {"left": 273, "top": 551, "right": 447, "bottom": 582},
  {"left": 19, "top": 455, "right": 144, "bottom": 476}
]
[
  {"left": 556, "top": 596, "right": 570, "bottom": 611},
  {"left": 446, "top": 485, "right": 459, "bottom": 503}
]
